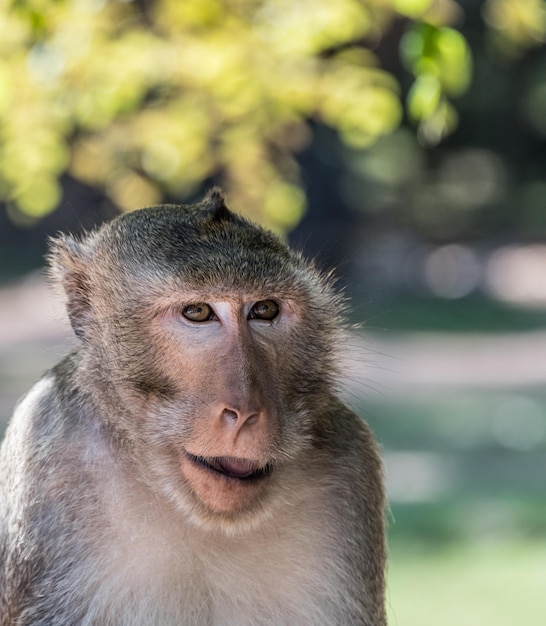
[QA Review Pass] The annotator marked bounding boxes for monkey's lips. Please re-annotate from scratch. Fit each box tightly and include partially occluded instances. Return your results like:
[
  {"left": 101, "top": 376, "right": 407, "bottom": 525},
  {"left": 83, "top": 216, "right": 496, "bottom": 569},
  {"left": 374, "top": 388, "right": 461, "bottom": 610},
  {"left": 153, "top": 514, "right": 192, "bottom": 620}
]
[
  {"left": 180, "top": 450, "right": 274, "bottom": 514},
  {"left": 184, "top": 452, "right": 272, "bottom": 481}
]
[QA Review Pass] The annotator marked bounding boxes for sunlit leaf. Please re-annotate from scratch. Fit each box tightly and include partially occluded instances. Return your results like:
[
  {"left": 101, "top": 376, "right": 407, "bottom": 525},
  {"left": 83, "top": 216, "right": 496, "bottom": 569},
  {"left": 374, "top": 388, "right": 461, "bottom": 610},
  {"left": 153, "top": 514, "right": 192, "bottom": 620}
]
[
  {"left": 435, "top": 28, "right": 472, "bottom": 95},
  {"left": 408, "top": 74, "right": 442, "bottom": 120},
  {"left": 16, "top": 176, "right": 61, "bottom": 218},
  {"left": 263, "top": 180, "right": 306, "bottom": 230},
  {"left": 393, "top": 0, "right": 433, "bottom": 19},
  {"left": 484, "top": 0, "right": 546, "bottom": 56}
]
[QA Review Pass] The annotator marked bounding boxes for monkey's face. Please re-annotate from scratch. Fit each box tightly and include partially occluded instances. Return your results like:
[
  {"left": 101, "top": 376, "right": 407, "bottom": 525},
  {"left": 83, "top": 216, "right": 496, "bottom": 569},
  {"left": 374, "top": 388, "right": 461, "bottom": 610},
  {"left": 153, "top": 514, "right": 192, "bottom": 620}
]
[
  {"left": 50, "top": 191, "right": 342, "bottom": 533},
  {"left": 147, "top": 295, "right": 291, "bottom": 522},
  {"left": 100, "top": 285, "right": 331, "bottom": 533}
]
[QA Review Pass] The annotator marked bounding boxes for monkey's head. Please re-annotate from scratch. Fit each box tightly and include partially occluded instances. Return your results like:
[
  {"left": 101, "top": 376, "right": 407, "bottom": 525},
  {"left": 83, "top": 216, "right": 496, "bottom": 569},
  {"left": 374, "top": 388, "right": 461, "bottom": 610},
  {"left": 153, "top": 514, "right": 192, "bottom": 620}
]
[{"left": 50, "top": 189, "right": 344, "bottom": 533}]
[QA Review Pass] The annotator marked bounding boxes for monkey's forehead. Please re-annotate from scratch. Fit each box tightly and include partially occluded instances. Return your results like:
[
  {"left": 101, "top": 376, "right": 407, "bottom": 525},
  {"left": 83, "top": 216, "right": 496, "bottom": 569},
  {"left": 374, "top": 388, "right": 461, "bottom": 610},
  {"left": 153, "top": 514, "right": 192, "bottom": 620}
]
[
  {"left": 96, "top": 206, "right": 307, "bottom": 282},
  {"left": 96, "top": 204, "right": 289, "bottom": 261},
  {"left": 89, "top": 204, "right": 327, "bottom": 295},
  {"left": 116, "top": 248, "right": 319, "bottom": 300}
]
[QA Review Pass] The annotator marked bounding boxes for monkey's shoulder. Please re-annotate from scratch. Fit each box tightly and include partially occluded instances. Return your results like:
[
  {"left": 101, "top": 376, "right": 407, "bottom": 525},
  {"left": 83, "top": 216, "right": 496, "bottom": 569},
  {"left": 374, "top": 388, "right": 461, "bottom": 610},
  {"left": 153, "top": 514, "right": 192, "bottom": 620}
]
[
  {"left": 312, "top": 396, "right": 380, "bottom": 459},
  {"left": 308, "top": 397, "right": 385, "bottom": 515},
  {"left": 4, "top": 355, "right": 79, "bottom": 440},
  {"left": 0, "top": 353, "right": 102, "bottom": 498}
]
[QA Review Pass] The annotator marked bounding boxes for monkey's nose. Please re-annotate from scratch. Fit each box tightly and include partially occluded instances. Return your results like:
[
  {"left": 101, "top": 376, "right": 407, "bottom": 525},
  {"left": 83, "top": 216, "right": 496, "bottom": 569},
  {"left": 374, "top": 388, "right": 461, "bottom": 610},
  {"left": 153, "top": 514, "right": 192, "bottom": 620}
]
[{"left": 221, "top": 407, "right": 262, "bottom": 433}]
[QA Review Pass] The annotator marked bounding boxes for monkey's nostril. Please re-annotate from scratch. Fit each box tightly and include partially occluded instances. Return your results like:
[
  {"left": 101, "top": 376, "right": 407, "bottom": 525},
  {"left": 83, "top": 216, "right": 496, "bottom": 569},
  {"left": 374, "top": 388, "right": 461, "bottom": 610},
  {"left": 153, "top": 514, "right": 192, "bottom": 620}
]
[{"left": 222, "top": 409, "right": 238, "bottom": 422}]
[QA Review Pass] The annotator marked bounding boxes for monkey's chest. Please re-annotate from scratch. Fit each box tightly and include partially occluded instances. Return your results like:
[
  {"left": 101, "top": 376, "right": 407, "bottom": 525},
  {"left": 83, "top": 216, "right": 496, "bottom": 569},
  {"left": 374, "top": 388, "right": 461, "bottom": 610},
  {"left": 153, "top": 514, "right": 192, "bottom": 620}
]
[{"left": 85, "top": 521, "right": 337, "bottom": 626}]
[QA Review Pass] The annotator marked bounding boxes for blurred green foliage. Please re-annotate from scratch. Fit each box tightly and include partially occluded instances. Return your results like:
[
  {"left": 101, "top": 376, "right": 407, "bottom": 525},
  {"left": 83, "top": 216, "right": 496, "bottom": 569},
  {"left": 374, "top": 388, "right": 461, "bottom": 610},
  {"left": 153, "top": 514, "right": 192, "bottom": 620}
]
[
  {"left": 484, "top": 0, "right": 546, "bottom": 57},
  {"left": 0, "top": 0, "right": 477, "bottom": 231},
  {"left": 401, "top": 23, "right": 471, "bottom": 143},
  {"left": 1, "top": 0, "right": 544, "bottom": 232}
]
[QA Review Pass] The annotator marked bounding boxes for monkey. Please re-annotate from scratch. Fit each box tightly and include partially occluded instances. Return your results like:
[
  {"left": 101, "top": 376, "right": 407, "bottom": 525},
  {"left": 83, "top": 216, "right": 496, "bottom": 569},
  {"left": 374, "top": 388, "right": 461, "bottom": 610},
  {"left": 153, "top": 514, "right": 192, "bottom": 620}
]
[{"left": 0, "top": 188, "right": 386, "bottom": 625}]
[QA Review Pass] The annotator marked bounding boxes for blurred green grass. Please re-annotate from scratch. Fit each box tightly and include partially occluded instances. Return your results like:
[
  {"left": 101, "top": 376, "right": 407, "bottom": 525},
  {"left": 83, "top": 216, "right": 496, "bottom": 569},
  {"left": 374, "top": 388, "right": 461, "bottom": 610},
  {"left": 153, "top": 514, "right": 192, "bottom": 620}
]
[{"left": 387, "top": 540, "right": 546, "bottom": 626}]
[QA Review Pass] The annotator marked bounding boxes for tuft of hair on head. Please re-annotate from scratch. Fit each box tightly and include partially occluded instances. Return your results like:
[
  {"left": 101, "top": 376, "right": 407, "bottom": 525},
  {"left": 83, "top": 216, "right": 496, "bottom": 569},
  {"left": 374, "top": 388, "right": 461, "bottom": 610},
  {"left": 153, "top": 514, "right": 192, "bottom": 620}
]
[{"left": 200, "top": 187, "right": 232, "bottom": 222}]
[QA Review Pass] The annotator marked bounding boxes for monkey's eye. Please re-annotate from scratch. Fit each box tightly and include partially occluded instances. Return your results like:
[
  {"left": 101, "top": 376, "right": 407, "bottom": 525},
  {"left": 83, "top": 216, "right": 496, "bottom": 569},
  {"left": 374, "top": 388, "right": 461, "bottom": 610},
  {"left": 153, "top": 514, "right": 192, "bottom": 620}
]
[
  {"left": 248, "top": 300, "right": 279, "bottom": 321},
  {"left": 182, "top": 303, "right": 215, "bottom": 322}
]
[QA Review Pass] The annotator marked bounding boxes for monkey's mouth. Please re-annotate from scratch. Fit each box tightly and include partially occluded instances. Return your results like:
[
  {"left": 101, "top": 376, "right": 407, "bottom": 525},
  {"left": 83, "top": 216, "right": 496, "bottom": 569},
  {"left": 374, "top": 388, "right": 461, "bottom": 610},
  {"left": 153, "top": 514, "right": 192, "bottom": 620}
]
[{"left": 185, "top": 452, "right": 272, "bottom": 481}]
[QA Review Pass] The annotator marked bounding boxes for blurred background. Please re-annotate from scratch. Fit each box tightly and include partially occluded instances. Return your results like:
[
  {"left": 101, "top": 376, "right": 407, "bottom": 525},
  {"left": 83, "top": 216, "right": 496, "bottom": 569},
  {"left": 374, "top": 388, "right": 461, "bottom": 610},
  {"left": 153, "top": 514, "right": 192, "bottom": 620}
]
[{"left": 1, "top": 0, "right": 546, "bottom": 623}]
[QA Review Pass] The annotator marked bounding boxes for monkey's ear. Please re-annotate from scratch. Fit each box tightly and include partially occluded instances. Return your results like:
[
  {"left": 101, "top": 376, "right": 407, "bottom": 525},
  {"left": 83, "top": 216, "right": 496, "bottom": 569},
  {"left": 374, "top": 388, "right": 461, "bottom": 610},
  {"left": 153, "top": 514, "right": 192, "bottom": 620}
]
[{"left": 48, "top": 234, "right": 92, "bottom": 340}]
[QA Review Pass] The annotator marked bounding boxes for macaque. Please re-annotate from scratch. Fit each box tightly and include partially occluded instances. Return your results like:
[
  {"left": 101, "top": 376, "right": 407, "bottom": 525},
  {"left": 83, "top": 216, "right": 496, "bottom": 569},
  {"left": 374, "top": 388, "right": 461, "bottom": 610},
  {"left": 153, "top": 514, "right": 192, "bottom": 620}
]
[{"left": 0, "top": 189, "right": 386, "bottom": 625}]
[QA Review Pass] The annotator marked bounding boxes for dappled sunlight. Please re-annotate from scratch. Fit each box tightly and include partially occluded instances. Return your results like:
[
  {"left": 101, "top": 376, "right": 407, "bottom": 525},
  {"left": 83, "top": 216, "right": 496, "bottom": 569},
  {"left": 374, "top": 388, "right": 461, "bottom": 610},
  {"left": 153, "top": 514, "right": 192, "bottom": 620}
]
[
  {"left": 484, "top": 0, "right": 546, "bottom": 56},
  {"left": 486, "top": 245, "right": 546, "bottom": 308},
  {"left": 421, "top": 244, "right": 481, "bottom": 299}
]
